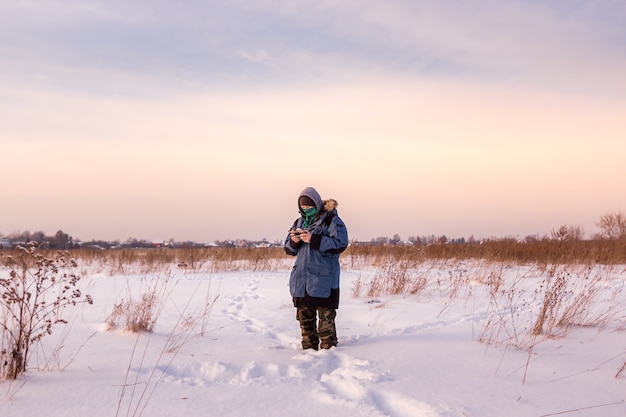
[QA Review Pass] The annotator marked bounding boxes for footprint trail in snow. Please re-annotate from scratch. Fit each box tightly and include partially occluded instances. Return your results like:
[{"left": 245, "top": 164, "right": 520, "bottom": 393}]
[{"left": 156, "top": 275, "right": 443, "bottom": 417}]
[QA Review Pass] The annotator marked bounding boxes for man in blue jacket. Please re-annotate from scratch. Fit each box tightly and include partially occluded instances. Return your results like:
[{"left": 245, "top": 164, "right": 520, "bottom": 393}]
[{"left": 284, "top": 186, "right": 349, "bottom": 350}]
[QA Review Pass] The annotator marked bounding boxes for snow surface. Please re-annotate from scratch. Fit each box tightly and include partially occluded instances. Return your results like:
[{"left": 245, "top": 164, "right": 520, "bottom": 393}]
[{"left": 1, "top": 261, "right": 625, "bottom": 417}]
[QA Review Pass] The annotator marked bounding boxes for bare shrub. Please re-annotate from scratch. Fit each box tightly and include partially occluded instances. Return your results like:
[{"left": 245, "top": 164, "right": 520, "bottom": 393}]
[
  {"left": 107, "top": 293, "right": 160, "bottom": 333},
  {"left": 106, "top": 276, "right": 170, "bottom": 333},
  {"left": 0, "top": 242, "right": 93, "bottom": 380}
]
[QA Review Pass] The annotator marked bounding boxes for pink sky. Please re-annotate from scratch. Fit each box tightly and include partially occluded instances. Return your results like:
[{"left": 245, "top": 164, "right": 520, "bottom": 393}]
[
  {"left": 1, "top": 1, "right": 625, "bottom": 242},
  {"left": 3, "top": 79, "right": 625, "bottom": 242}
]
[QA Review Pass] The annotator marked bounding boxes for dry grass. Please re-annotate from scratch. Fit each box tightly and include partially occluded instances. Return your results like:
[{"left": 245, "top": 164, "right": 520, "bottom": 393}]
[
  {"left": 364, "top": 257, "right": 428, "bottom": 297},
  {"left": 40, "top": 241, "right": 623, "bottom": 352},
  {"left": 107, "top": 292, "right": 162, "bottom": 333},
  {"left": 106, "top": 275, "right": 172, "bottom": 333},
  {"left": 56, "top": 247, "right": 289, "bottom": 276},
  {"left": 12, "top": 236, "right": 625, "bottom": 275},
  {"left": 476, "top": 264, "right": 625, "bottom": 351}
]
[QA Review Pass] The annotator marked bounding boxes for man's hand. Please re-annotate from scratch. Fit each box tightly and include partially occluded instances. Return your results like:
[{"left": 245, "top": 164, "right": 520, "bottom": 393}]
[
  {"left": 299, "top": 229, "right": 311, "bottom": 243},
  {"left": 290, "top": 228, "right": 303, "bottom": 243},
  {"left": 290, "top": 228, "right": 311, "bottom": 243}
]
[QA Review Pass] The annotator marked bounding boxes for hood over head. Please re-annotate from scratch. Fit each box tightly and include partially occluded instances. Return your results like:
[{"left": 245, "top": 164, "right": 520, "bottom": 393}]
[
  {"left": 298, "top": 187, "right": 323, "bottom": 214},
  {"left": 297, "top": 187, "right": 339, "bottom": 216}
]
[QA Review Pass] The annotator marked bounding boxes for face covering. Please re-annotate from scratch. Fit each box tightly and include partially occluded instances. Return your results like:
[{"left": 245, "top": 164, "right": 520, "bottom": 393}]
[{"left": 302, "top": 206, "right": 317, "bottom": 228}]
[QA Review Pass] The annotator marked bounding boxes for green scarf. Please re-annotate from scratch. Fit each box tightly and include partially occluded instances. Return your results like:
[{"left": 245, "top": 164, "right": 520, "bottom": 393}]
[{"left": 302, "top": 207, "right": 317, "bottom": 228}]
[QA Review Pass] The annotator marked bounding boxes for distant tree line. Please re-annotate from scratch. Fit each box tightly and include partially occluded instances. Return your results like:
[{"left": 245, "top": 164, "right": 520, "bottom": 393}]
[
  {"left": 0, "top": 230, "right": 76, "bottom": 249},
  {"left": 0, "top": 230, "right": 278, "bottom": 250},
  {"left": 2, "top": 210, "right": 625, "bottom": 250},
  {"left": 366, "top": 234, "right": 467, "bottom": 246},
  {"left": 363, "top": 210, "right": 626, "bottom": 246}
]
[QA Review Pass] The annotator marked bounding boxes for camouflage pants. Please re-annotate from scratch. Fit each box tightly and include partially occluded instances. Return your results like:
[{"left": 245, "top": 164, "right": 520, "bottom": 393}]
[{"left": 296, "top": 306, "right": 338, "bottom": 350}]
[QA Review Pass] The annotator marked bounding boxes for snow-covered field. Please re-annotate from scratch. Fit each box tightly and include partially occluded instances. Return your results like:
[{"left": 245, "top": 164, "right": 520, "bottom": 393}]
[{"left": 1, "top": 261, "right": 625, "bottom": 417}]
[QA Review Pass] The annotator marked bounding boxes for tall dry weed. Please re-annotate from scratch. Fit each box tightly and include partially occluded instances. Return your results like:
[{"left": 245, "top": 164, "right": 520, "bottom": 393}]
[{"left": 0, "top": 242, "right": 92, "bottom": 380}]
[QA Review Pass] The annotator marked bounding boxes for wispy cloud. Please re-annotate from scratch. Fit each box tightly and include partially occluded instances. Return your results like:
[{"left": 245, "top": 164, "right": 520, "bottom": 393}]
[{"left": 2, "top": 0, "right": 624, "bottom": 97}]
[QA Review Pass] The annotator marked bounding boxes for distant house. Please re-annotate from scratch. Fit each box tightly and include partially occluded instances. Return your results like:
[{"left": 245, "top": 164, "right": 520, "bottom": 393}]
[{"left": 0, "top": 239, "right": 12, "bottom": 249}]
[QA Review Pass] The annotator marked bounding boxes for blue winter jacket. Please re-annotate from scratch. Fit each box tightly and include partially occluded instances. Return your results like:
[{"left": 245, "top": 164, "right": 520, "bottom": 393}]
[{"left": 284, "top": 188, "right": 349, "bottom": 299}]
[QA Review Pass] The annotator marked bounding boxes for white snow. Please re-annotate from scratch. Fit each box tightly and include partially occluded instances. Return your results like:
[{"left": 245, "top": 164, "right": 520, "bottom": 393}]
[{"left": 1, "top": 261, "right": 625, "bottom": 417}]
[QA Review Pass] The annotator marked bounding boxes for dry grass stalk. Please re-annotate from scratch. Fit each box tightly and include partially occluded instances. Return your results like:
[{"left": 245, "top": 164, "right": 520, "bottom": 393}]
[
  {"left": 616, "top": 359, "right": 626, "bottom": 379},
  {"left": 115, "top": 278, "right": 220, "bottom": 417},
  {"left": 164, "top": 279, "right": 220, "bottom": 352},
  {"left": 351, "top": 275, "right": 364, "bottom": 298}
]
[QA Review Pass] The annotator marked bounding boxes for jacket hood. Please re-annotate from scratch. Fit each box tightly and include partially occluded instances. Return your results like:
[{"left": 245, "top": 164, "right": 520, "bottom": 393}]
[
  {"left": 298, "top": 187, "right": 338, "bottom": 215},
  {"left": 298, "top": 187, "right": 323, "bottom": 213}
]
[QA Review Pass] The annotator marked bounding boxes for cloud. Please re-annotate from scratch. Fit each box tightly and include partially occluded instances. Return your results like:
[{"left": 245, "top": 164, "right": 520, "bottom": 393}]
[
  {"left": 2, "top": 0, "right": 625, "bottom": 100},
  {"left": 288, "top": 1, "right": 626, "bottom": 95},
  {"left": 237, "top": 49, "right": 274, "bottom": 65}
]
